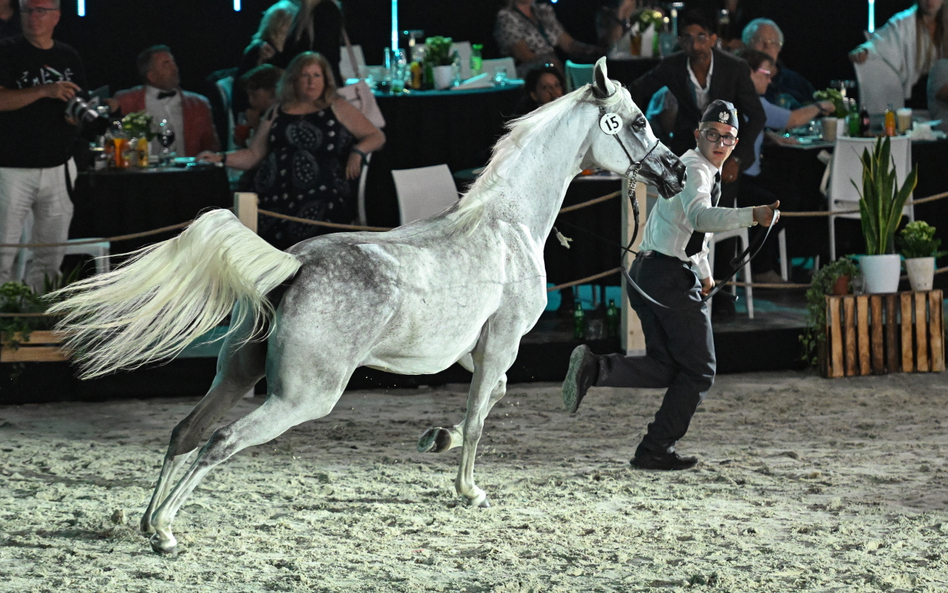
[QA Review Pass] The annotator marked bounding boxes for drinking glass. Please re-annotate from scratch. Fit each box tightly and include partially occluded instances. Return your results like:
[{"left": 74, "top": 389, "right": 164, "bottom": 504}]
[{"left": 158, "top": 119, "right": 176, "bottom": 165}]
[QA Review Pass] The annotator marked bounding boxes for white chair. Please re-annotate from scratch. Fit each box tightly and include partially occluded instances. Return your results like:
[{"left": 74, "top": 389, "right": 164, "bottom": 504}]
[
  {"left": 356, "top": 153, "right": 372, "bottom": 226},
  {"left": 215, "top": 76, "right": 236, "bottom": 152},
  {"left": 565, "top": 60, "right": 594, "bottom": 91},
  {"left": 481, "top": 57, "right": 516, "bottom": 81},
  {"left": 708, "top": 227, "right": 754, "bottom": 319},
  {"left": 339, "top": 43, "right": 366, "bottom": 81},
  {"left": 826, "top": 136, "right": 912, "bottom": 261},
  {"left": 391, "top": 164, "right": 459, "bottom": 225},
  {"left": 853, "top": 59, "right": 905, "bottom": 115}
]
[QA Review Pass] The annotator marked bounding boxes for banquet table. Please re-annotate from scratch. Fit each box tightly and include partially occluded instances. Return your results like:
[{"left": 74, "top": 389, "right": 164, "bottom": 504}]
[
  {"left": 69, "top": 164, "right": 231, "bottom": 257},
  {"left": 761, "top": 133, "right": 948, "bottom": 264},
  {"left": 362, "top": 83, "right": 524, "bottom": 228}
]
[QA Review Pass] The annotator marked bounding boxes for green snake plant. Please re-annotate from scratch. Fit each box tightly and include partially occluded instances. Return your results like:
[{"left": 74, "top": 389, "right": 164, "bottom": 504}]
[{"left": 853, "top": 136, "right": 918, "bottom": 255}]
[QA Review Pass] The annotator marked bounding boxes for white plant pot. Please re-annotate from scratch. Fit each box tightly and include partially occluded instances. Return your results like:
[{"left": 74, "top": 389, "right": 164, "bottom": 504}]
[
  {"left": 858, "top": 254, "right": 902, "bottom": 294},
  {"left": 432, "top": 65, "right": 454, "bottom": 90},
  {"left": 905, "top": 256, "right": 935, "bottom": 292}
]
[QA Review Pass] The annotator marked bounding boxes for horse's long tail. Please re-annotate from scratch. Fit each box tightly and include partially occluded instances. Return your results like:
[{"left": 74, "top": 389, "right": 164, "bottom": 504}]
[{"left": 47, "top": 209, "right": 302, "bottom": 379}]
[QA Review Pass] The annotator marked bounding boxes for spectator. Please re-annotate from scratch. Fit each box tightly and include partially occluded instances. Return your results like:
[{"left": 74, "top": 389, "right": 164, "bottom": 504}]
[
  {"left": 0, "top": 0, "right": 20, "bottom": 39},
  {"left": 494, "top": 0, "right": 603, "bottom": 79},
  {"left": 849, "top": 0, "right": 948, "bottom": 106},
  {"left": 273, "top": 0, "right": 343, "bottom": 87},
  {"left": 738, "top": 48, "right": 834, "bottom": 283},
  {"left": 233, "top": 0, "right": 297, "bottom": 118},
  {"left": 110, "top": 45, "right": 220, "bottom": 157},
  {"left": 0, "top": 0, "right": 85, "bottom": 291},
  {"left": 199, "top": 52, "right": 384, "bottom": 250},
  {"left": 631, "top": 9, "right": 763, "bottom": 183},
  {"left": 234, "top": 64, "right": 282, "bottom": 148},
  {"left": 515, "top": 63, "right": 565, "bottom": 115},
  {"left": 742, "top": 18, "right": 815, "bottom": 109}
]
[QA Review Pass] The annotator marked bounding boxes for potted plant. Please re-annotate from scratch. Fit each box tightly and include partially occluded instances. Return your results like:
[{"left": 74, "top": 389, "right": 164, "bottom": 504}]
[
  {"left": 424, "top": 36, "right": 456, "bottom": 89},
  {"left": 899, "top": 220, "right": 944, "bottom": 291},
  {"left": 854, "top": 136, "right": 918, "bottom": 293},
  {"left": 630, "top": 9, "right": 665, "bottom": 57},
  {"left": 800, "top": 257, "right": 859, "bottom": 367}
]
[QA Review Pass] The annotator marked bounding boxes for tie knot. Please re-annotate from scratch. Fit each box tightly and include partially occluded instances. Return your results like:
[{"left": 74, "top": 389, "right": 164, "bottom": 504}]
[{"left": 157, "top": 90, "right": 177, "bottom": 100}]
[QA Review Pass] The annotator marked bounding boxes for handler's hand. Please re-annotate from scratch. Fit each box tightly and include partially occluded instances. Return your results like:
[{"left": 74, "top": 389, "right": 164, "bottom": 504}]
[
  {"left": 700, "top": 276, "right": 714, "bottom": 296},
  {"left": 46, "top": 81, "right": 81, "bottom": 102},
  {"left": 753, "top": 200, "right": 780, "bottom": 227}
]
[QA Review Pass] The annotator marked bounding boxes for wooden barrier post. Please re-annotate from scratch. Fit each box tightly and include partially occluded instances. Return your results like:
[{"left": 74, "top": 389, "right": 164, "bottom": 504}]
[{"left": 234, "top": 192, "right": 258, "bottom": 233}]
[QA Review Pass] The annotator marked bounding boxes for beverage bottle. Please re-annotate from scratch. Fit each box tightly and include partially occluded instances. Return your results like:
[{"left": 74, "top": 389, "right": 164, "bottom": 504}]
[
  {"left": 847, "top": 99, "right": 860, "bottom": 137},
  {"left": 859, "top": 105, "right": 870, "bottom": 136},
  {"left": 884, "top": 104, "right": 896, "bottom": 136},
  {"left": 605, "top": 299, "right": 619, "bottom": 338},
  {"left": 572, "top": 299, "right": 586, "bottom": 340},
  {"left": 410, "top": 61, "right": 422, "bottom": 90},
  {"left": 471, "top": 44, "right": 483, "bottom": 75}
]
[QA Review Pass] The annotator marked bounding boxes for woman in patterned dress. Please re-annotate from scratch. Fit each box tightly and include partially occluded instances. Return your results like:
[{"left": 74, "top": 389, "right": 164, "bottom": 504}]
[{"left": 201, "top": 52, "right": 385, "bottom": 249}]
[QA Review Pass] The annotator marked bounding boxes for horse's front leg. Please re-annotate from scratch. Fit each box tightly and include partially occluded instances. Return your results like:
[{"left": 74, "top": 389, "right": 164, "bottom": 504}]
[{"left": 456, "top": 334, "right": 518, "bottom": 508}]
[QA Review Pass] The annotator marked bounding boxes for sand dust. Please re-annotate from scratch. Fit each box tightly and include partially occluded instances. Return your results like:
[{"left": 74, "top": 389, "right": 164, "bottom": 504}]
[{"left": 2, "top": 370, "right": 948, "bottom": 592}]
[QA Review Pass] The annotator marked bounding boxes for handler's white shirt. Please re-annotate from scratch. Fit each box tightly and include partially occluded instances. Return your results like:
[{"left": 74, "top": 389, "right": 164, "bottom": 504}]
[{"left": 639, "top": 148, "right": 754, "bottom": 281}]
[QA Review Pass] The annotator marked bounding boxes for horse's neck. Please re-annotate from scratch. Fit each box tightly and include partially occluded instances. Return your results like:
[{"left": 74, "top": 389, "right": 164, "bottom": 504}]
[{"left": 493, "top": 118, "right": 588, "bottom": 243}]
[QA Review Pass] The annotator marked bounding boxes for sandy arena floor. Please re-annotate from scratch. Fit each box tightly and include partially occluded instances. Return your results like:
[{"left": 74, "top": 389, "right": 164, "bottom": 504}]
[{"left": 2, "top": 370, "right": 948, "bottom": 592}]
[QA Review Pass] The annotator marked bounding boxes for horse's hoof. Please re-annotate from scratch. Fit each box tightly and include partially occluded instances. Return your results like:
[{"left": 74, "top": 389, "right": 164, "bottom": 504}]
[
  {"left": 140, "top": 517, "right": 155, "bottom": 536},
  {"left": 149, "top": 532, "right": 177, "bottom": 555},
  {"left": 417, "top": 427, "right": 452, "bottom": 453},
  {"left": 478, "top": 498, "right": 491, "bottom": 509}
]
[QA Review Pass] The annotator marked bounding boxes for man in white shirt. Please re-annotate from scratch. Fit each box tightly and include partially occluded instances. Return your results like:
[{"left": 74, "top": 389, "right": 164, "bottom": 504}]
[
  {"left": 110, "top": 45, "right": 219, "bottom": 157},
  {"left": 562, "top": 100, "right": 779, "bottom": 471}
]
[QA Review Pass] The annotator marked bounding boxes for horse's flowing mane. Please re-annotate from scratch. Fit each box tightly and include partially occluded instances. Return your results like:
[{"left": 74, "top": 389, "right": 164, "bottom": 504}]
[{"left": 447, "top": 86, "right": 596, "bottom": 231}]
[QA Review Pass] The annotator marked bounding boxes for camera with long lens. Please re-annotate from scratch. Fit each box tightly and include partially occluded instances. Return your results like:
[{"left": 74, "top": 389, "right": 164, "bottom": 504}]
[{"left": 65, "top": 91, "right": 109, "bottom": 137}]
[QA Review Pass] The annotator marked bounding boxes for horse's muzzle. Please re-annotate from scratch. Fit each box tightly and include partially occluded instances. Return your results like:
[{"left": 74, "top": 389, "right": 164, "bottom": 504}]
[{"left": 653, "top": 151, "right": 687, "bottom": 199}]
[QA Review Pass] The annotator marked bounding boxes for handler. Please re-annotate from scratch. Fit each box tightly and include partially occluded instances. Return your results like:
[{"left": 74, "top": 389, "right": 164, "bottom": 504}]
[{"left": 561, "top": 100, "right": 779, "bottom": 471}]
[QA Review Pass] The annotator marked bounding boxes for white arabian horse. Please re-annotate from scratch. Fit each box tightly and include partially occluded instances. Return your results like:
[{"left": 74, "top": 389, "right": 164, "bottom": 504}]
[{"left": 49, "top": 58, "right": 685, "bottom": 554}]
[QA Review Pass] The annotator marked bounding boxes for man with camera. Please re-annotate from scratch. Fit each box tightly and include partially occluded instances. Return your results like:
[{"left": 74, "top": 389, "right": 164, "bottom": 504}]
[{"left": 0, "top": 0, "right": 85, "bottom": 291}]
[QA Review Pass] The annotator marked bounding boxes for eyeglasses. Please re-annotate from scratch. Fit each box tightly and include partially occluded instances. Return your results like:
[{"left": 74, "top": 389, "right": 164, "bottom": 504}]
[
  {"left": 678, "top": 33, "right": 709, "bottom": 45},
  {"left": 754, "top": 38, "right": 783, "bottom": 48},
  {"left": 701, "top": 129, "right": 737, "bottom": 146},
  {"left": 22, "top": 7, "right": 58, "bottom": 15},
  {"left": 755, "top": 68, "right": 772, "bottom": 78}
]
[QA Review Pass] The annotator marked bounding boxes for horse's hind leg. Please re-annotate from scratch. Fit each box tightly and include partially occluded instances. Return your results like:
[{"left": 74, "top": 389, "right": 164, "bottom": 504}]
[{"left": 141, "top": 317, "right": 266, "bottom": 536}]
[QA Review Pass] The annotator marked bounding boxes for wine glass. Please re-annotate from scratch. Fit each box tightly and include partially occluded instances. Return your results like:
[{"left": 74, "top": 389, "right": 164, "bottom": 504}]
[{"left": 158, "top": 119, "right": 176, "bottom": 165}]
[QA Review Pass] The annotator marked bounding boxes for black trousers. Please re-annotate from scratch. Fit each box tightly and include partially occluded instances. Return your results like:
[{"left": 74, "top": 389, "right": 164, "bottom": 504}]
[{"left": 596, "top": 252, "right": 716, "bottom": 454}]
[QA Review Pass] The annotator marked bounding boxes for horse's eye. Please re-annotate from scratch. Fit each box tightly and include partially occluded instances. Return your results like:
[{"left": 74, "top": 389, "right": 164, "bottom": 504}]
[{"left": 631, "top": 117, "right": 647, "bottom": 131}]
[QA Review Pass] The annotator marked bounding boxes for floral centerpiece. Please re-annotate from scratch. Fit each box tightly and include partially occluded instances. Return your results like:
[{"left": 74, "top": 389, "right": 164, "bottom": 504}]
[
  {"left": 632, "top": 9, "right": 664, "bottom": 34},
  {"left": 812, "top": 88, "right": 849, "bottom": 118},
  {"left": 121, "top": 110, "right": 156, "bottom": 140},
  {"left": 424, "top": 36, "right": 455, "bottom": 67}
]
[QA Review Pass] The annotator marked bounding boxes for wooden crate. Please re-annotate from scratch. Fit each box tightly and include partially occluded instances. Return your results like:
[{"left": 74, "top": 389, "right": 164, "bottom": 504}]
[
  {"left": 823, "top": 290, "right": 944, "bottom": 377},
  {"left": 0, "top": 331, "right": 70, "bottom": 363}
]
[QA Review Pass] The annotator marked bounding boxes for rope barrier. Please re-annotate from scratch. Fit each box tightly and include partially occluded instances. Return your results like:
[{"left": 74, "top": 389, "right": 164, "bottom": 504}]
[{"left": 1, "top": 188, "right": 947, "bottom": 294}]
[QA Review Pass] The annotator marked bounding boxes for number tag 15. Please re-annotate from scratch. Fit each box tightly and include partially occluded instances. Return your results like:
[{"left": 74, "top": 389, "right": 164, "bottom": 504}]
[{"left": 599, "top": 113, "right": 623, "bottom": 135}]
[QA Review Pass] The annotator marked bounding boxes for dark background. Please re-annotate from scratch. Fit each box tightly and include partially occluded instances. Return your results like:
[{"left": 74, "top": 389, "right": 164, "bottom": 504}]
[{"left": 51, "top": 0, "right": 915, "bottom": 99}]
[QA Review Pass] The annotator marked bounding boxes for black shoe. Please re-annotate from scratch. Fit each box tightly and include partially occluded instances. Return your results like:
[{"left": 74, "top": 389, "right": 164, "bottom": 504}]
[
  {"left": 630, "top": 450, "right": 698, "bottom": 471},
  {"left": 562, "top": 345, "right": 599, "bottom": 413}
]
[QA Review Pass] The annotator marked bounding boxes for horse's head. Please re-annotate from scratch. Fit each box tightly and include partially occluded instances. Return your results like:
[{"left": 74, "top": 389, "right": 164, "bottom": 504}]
[{"left": 583, "top": 57, "right": 685, "bottom": 199}]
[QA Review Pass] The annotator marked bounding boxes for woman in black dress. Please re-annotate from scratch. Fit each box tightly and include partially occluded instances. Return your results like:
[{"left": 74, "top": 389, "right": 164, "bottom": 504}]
[{"left": 200, "top": 52, "right": 385, "bottom": 250}]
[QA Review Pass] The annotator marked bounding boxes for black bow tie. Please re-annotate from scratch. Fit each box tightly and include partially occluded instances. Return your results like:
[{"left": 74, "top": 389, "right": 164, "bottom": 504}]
[{"left": 157, "top": 90, "right": 177, "bottom": 100}]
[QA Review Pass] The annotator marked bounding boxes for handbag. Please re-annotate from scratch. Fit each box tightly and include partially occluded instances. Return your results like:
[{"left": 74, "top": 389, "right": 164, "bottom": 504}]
[{"left": 338, "top": 28, "right": 386, "bottom": 129}]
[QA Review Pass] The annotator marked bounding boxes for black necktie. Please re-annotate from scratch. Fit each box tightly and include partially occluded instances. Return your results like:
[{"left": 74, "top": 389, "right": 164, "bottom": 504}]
[
  {"left": 157, "top": 90, "right": 177, "bottom": 100},
  {"left": 684, "top": 172, "right": 721, "bottom": 257}
]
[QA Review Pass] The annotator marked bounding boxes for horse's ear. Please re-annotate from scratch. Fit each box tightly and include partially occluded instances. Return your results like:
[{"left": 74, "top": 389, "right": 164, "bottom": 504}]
[{"left": 592, "top": 56, "right": 616, "bottom": 98}]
